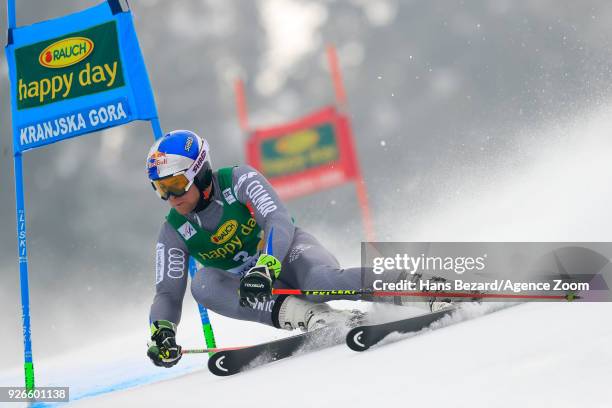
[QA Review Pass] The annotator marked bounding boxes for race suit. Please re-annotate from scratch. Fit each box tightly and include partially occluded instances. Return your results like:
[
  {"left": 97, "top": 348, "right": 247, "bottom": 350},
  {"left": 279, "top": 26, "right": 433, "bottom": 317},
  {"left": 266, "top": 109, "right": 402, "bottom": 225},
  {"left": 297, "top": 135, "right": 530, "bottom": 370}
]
[{"left": 149, "top": 165, "right": 400, "bottom": 327}]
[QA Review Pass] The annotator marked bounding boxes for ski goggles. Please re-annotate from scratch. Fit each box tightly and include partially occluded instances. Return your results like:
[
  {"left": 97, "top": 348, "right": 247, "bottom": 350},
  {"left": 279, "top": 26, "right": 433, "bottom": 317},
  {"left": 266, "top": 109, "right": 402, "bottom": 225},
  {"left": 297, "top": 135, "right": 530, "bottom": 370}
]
[
  {"left": 150, "top": 141, "right": 210, "bottom": 200},
  {"left": 151, "top": 172, "right": 194, "bottom": 200}
]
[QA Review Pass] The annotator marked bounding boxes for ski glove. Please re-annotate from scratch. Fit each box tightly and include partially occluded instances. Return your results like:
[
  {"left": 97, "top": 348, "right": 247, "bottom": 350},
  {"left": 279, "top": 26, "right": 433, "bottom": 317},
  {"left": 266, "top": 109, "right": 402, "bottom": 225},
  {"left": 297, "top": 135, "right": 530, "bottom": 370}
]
[
  {"left": 239, "top": 254, "right": 282, "bottom": 307},
  {"left": 147, "top": 320, "right": 182, "bottom": 368}
]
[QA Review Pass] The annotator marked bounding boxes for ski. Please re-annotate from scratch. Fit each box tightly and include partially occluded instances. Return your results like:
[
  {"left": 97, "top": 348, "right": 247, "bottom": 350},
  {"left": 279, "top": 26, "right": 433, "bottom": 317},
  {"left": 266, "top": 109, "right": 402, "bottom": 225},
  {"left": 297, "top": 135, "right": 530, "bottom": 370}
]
[
  {"left": 346, "top": 307, "right": 456, "bottom": 351},
  {"left": 208, "top": 327, "right": 343, "bottom": 376}
]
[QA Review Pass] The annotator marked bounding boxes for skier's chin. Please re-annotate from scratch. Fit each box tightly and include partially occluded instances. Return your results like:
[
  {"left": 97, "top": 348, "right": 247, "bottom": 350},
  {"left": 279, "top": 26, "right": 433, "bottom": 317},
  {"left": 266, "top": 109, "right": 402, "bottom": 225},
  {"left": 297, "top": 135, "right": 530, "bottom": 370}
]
[{"left": 172, "top": 202, "right": 195, "bottom": 215}]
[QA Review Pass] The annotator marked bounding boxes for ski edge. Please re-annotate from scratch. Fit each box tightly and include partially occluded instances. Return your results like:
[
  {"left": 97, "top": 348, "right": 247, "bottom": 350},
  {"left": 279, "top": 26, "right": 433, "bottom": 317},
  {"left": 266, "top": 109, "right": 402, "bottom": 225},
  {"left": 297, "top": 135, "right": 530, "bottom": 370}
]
[{"left": 346, "top": 307, "right": 456, "bottom": 352}]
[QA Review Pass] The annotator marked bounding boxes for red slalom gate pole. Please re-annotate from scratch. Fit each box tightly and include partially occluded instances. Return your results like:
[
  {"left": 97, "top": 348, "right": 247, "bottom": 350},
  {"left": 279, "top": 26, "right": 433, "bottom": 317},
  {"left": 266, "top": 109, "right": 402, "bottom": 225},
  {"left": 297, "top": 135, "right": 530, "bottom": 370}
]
[
  {"left": 327, "top": 44, "right": 376, "bottom": 241},
  {"left": 355, "top": 176, "right": 376, "bottom": 241},
  {"left": 234, "top": 78, "right": 249, "bottom": 132},
  {"left": 327, "top": 44, "right": 347, "bottom": 108}
]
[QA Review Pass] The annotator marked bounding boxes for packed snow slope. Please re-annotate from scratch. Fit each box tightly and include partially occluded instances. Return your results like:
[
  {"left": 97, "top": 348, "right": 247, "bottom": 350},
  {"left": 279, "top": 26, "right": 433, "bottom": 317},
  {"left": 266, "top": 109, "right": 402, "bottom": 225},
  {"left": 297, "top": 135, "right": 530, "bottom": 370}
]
[
  {"left": 3, "top": 302, "right": 612, "bottom": 407},
  {"left": 70, "top": 302, "right": 612, "bottom": 408}
]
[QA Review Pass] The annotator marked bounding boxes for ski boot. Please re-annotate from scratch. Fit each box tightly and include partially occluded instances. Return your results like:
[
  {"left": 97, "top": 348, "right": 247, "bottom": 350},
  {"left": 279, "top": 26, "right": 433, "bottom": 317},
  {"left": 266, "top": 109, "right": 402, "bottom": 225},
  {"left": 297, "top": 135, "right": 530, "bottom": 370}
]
[{"left": 274, "top": 296, "right": 364, "bottom": 332}]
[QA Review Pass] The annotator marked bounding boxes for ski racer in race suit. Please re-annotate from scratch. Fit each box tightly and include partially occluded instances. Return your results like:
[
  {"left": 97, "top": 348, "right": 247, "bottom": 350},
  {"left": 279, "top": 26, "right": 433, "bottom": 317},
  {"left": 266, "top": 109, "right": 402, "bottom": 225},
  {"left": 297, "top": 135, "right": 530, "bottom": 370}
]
[{"left": 145, "top": 130, "right": 443, "bottom": 368}]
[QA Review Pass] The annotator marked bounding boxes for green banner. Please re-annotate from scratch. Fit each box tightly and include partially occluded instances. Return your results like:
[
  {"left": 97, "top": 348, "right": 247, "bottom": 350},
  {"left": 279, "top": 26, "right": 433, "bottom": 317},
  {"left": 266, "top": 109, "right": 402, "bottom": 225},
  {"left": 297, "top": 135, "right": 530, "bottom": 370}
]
[
  {"left": 15, "top": 21, "right": 125, "bottom": 110},
  {"left": 260, "top": 123, "right": 339, "bottom": 177}
]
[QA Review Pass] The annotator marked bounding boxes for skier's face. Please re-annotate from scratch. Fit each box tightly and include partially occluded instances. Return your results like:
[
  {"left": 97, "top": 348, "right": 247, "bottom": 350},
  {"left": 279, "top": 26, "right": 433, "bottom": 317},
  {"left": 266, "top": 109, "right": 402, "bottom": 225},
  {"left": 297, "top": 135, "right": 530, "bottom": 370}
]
[{"left": 168, "top": 184, "right": 200, "bottom": 215}]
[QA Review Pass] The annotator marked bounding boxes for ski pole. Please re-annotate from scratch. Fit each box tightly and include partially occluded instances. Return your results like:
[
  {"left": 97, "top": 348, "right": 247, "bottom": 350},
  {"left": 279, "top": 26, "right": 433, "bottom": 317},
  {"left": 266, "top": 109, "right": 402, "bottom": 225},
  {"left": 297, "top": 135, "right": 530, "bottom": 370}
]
[
  {"left": 182, "top": 345, "right": 246, "bottom": 355},
  {"left": 373, "top": 291, "right": 579, "bottom": 300},
  {"left": 272, "top": 288, "right": 579, "bottom": 300},
  {"left": 273, "top": 289, "right": 367, "bottom": 296}
]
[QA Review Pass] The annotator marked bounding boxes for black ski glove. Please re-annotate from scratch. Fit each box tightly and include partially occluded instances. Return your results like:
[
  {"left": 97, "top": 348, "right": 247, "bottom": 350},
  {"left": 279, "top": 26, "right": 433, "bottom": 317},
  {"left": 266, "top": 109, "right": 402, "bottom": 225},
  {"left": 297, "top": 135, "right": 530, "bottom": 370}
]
[
  {"left": 147, "top": 320, "right": 182, "bottom": 368},
  {"left": 239, "top": 254, "right": 282, "bottom": 307}
]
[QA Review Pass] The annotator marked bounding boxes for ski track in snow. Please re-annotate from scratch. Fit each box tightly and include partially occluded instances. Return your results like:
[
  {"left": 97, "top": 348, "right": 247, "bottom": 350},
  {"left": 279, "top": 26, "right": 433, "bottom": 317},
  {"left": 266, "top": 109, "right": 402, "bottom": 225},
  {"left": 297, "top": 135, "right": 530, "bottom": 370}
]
[
  {"left": 3, "top": 302, "right": 608, "bottom": 408},
  {"left": 375, "top": 302, "right": 515, "bottom": 348},
  {"left": 3, "top": 303, "right": 612, "bottom": 407}
]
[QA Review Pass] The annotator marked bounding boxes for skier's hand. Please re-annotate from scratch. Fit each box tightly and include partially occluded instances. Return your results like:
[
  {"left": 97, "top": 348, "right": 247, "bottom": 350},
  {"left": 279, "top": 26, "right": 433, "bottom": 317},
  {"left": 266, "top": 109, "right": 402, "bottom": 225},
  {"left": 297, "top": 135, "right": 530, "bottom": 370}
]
[
  {"left": 147, "top": 320, "right": 182, "bottom": 368},
  {"left": 239, "top": 254, "right": 282, "bottom": 307}
]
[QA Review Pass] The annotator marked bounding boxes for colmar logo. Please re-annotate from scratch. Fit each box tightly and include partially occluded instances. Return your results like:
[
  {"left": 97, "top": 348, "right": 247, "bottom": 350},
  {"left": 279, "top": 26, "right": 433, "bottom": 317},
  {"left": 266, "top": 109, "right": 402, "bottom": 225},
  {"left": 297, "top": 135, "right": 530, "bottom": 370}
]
[
  {"left": 211, "top": 220, "right": 238, "bottom": 244},
  {"left": 246, "top": 180, "right": 277, "bottom": 218},
  {"left": 39, "top": 37, "right": 94, "bottom": 69},
  {"left": 235, "top": 171, "right": 257, "bottom": 191}
]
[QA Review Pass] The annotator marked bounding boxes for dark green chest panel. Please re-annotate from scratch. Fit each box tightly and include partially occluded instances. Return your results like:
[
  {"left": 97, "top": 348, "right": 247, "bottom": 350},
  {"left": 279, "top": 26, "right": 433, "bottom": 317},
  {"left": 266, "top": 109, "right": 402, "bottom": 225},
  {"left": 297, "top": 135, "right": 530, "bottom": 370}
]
[{"left": 166, "top": 167, "right": 263, "bottom": 271}]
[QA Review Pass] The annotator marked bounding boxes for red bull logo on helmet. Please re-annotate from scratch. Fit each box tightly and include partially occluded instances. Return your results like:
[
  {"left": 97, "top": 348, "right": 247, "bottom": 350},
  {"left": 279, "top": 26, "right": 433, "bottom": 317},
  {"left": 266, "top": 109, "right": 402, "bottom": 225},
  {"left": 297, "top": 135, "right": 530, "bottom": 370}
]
[
  {"left": 148, "top": 151, "right": 167, "bottom": 168},
  {"left": 147, "top": 151, "right": 167, "bottom": 179}
]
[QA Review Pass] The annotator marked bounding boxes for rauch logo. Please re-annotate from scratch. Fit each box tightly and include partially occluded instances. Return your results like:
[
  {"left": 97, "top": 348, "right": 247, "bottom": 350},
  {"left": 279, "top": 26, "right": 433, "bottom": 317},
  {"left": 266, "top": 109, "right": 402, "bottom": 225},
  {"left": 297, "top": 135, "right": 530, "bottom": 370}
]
[
  {"left": 275, "top": 130, "right": 320, "bottom": 155},
  {"left": 39, "top": 37, "right": 94, "bottom": 69},
  {"left": 211, "top": 220, "right": 238, "bottom": 244}
]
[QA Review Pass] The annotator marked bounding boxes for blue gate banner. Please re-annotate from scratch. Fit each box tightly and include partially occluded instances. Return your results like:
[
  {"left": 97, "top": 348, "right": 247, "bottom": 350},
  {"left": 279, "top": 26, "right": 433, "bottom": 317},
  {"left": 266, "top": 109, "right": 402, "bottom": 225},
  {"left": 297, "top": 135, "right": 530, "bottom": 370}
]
[{"left": 5, "top": 1, "right": 158, "bottom": 153}]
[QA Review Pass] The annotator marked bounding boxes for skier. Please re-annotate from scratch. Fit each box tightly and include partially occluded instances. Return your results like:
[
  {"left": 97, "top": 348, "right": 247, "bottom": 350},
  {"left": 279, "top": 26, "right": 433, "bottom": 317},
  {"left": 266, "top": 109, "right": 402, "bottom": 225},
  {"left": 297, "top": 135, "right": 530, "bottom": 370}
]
[{"left": 145, "top": 130, "right": 449, "bottom": 368}]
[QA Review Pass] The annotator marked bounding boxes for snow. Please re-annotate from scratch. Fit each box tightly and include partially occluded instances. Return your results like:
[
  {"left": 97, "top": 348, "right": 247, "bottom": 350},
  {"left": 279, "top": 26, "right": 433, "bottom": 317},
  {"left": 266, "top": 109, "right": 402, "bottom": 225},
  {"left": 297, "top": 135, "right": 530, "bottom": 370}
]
[{"left": 2, "top": 302, "right": 611, "bottom": 407}]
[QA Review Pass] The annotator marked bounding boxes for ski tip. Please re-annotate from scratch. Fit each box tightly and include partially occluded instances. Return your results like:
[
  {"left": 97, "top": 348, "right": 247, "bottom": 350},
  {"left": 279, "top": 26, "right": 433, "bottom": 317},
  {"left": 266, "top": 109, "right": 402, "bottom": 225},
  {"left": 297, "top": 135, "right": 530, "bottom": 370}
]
[
  {"left": 346, "top": 327, "right": 370, "bottom": 352},
  {"left": 208, "top": 352, "right": 234, "bottom": 376}
]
